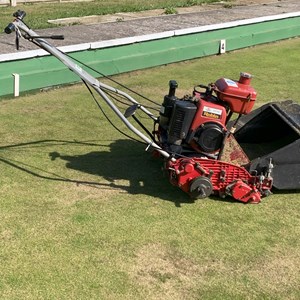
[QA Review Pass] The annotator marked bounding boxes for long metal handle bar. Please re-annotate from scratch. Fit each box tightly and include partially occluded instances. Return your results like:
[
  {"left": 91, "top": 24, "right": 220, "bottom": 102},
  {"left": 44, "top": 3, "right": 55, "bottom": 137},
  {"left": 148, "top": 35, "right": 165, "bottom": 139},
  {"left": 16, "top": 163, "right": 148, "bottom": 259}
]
[
  {"left": 16, "top": 21, "right": 156, "bottom": 119},
  {"left": 12, "top": 19, "right": 170, "bottom": 159}
]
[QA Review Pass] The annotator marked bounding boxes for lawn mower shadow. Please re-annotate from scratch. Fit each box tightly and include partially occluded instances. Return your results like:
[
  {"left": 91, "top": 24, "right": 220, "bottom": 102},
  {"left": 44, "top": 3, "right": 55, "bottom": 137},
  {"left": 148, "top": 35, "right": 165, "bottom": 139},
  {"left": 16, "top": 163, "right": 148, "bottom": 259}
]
[{"left": 50, "top": 139, "right": 194, "bottom": 205}]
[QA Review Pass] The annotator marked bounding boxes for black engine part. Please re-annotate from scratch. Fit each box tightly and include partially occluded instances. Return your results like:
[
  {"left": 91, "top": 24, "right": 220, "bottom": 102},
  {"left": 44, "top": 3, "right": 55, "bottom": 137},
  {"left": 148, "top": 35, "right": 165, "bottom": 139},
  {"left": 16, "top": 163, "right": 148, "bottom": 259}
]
[
  {"left": 168, "top": 100, "right": 197, "bottom": 146},
  {"left": 192, "top": 122, "right": 225, "bottom": 153}
]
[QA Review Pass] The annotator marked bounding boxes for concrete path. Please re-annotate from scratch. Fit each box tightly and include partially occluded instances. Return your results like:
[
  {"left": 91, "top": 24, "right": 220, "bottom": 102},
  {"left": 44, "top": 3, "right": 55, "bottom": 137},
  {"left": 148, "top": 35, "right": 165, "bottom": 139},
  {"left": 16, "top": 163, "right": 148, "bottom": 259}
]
[{"left": 0, "top": 0, "right": 299, "bottom": 54}]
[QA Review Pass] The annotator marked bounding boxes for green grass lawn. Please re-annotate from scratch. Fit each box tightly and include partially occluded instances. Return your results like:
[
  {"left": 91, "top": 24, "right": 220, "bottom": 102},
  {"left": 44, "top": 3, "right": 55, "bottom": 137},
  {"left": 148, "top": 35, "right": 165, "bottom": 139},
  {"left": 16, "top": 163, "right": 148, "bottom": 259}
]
[
  {"left": 0, "top": 38, "right": 299, "bottom": 299},
  {"left": 0, "top": 0, "right": 227, "bottom": 30}
]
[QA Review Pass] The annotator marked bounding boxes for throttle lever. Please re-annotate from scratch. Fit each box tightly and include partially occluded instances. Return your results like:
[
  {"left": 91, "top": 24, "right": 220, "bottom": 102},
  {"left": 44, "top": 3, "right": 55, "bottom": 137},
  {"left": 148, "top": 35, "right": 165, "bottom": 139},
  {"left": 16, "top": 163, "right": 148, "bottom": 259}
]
[
  {"left": 15, "top": 30, "right": 20, "bottom": 50},
  {"left": 15, "top": 26, "right": 22, "bottom": 50},
  {"left": 23, "top": 34, "right": 65, "bottom": 41},
  {"left": 49, "top": 35, "right": 65, "bottom": 40}
]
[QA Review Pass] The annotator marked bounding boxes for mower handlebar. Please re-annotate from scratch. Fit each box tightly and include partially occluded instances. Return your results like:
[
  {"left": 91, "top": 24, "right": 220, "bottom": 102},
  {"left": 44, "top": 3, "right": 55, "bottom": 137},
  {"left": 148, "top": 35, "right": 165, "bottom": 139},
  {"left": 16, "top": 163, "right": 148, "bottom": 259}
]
[{"left": 4, "top": 10, "right": 26, "bottom": 34}]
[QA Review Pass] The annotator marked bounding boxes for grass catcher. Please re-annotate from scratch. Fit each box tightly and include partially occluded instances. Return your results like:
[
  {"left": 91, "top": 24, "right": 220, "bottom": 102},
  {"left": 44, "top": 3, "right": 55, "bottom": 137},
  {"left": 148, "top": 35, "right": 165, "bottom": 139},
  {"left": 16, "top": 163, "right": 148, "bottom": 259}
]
[
  {"left": 4, "top": 10, "right": 300, "bottom": 203},
  {"left": 231, "top": 100, "right": 300, "bottom": 190}
]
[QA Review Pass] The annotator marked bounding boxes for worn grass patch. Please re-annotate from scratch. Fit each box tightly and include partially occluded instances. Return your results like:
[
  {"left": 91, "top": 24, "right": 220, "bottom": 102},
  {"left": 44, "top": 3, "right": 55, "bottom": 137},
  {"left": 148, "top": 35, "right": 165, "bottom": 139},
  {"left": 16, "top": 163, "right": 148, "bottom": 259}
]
[
  {"left": 0, "top": 39, "right": 299, "bottom": 299},
  {"left": 130, "top": 243, "right": 201, "bottom": 299}
]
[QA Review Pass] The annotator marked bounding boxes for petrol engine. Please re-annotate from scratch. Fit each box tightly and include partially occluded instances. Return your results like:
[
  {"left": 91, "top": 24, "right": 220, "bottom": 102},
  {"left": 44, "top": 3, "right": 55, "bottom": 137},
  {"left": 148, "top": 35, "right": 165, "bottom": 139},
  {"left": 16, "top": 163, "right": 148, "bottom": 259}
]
[{"left": 157, "top": 72, "right": 257, "bottom": 157}]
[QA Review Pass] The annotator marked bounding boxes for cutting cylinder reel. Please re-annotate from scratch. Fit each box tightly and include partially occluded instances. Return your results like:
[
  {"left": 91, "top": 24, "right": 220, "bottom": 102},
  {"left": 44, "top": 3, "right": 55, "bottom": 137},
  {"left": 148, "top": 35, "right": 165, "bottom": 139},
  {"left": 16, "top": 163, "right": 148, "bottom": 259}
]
[{"left": 166, "top": 157, "right": 273, "bottom": 203}]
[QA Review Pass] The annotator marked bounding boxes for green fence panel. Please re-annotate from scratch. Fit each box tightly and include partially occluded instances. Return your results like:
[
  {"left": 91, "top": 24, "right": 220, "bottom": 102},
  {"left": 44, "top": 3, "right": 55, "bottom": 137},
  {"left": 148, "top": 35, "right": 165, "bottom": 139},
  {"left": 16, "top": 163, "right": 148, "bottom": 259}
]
[{"left": 0, "top": 16, "right": 299, "bottom": 97}]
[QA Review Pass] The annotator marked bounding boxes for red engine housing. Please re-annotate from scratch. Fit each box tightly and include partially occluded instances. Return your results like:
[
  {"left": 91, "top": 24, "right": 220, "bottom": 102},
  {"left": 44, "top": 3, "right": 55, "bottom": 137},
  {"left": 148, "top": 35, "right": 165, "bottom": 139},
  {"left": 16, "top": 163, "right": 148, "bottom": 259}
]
[
  {"left": 188, "top": 98, "right": 227, "bottom": 153},
  {"left": 190, "top": 98, "right": 227, "bottom": 130}
]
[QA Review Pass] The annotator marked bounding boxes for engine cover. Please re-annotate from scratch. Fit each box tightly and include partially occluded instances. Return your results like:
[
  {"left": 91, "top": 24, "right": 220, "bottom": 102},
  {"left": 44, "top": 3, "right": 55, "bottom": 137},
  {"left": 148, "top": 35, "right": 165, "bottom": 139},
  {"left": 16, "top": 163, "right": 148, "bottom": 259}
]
[{"left": 187, "top": 99, "right": 227, "bottom": 153}]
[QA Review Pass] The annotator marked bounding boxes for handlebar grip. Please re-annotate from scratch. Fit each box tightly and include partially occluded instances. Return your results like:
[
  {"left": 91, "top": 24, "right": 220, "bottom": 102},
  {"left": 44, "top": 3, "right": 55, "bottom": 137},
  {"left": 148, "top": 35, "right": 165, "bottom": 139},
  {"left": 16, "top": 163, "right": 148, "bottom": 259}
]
[
  {"left": 51, "top": 35, "right": 65, "bottom": 40},
  {"left": 13, "top": 10, "right": 26, "bottom": 20},
  {"left": 4, "top": 23, "right": 15, "bottom": 34}
]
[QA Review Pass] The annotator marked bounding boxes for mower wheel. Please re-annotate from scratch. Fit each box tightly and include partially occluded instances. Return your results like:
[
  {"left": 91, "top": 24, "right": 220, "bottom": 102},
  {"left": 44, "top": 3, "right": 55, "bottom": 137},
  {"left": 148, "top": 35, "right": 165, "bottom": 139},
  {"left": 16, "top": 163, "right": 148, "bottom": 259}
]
[{"left": 189, "top": 176, "right": 213, "bottom": 199}]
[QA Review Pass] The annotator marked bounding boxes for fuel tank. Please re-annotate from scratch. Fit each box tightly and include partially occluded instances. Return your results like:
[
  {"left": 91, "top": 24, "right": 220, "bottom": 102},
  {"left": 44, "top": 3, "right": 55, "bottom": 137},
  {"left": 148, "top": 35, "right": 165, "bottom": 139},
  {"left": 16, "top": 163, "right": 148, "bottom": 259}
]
[{"left": 214, "top": 72, "right": 257, "bottom": 114}]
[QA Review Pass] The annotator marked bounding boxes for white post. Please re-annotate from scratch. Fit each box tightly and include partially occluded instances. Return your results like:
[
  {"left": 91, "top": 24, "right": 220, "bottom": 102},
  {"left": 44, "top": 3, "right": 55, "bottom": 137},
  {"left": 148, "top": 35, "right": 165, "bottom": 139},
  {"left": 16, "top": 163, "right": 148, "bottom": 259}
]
[
  {"left": 12, "top": 73, "right": 20, "bottom": 97},
  {"left": 220, "top": 39, "right": 226, "bottom": 54},
  {"left": 10, "top": 0, "right": 17, "bottom": 7}
]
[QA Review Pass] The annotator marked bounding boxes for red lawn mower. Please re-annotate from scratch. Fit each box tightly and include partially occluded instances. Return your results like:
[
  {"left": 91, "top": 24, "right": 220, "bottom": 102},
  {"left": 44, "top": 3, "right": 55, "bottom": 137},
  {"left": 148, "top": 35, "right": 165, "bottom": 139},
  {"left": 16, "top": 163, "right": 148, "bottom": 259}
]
[{"left": 4, "top": 11, "right": 300, "bottom": 203}]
